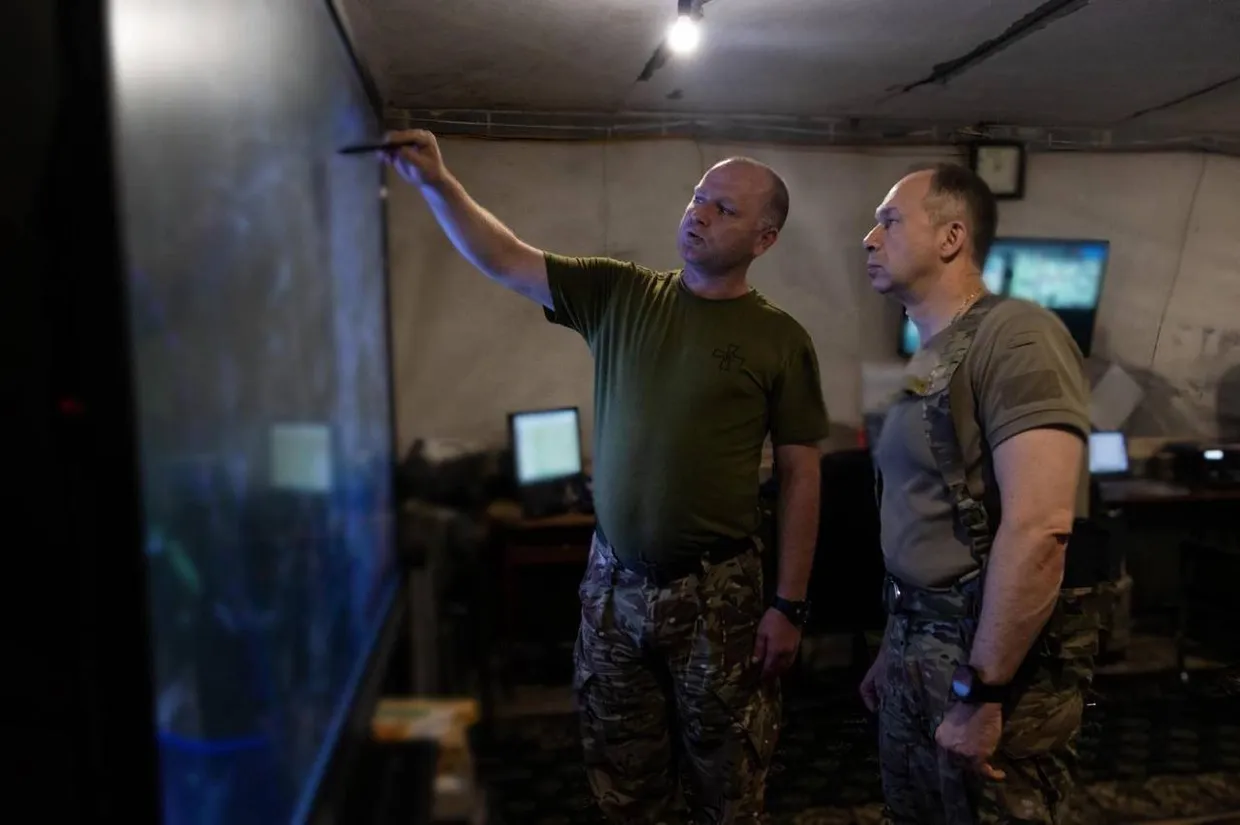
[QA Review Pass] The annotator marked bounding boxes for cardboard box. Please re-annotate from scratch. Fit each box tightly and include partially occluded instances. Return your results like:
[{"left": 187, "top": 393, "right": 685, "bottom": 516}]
[{"left": 371, "top": 697, "right": 479, "bottom": 778}]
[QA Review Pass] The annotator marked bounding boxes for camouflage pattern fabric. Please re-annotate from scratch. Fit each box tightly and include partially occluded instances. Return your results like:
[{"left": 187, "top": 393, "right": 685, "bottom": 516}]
[
  {"left": 878, "top": 579, "right": 1101, "bottom": 824},
  {"left": 470, "top": 663, "right": 1240, "bottom": 825},
  {"left": 1095, "top": 574, "right": 1134, "bottom": 660},
  {"left": 573, "top": 530, "right": 780, "bottom": 824},
  {"left": 873, "top": 292, "right": 1104, "bottom": 822}
]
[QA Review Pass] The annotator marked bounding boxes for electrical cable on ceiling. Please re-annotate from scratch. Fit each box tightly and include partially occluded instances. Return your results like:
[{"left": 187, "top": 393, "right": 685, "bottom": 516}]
[{"left": 383, "top": 108, "right": 1239, "bottom": 156}]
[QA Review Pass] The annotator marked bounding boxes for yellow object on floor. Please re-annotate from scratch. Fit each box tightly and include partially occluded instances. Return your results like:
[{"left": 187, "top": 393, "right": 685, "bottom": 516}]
[
  {"left": 372, "top": 697, "right": 486, "bottom": 823},
  {"left": 372, "top": 696, "right": 480, "bottom": 775}
]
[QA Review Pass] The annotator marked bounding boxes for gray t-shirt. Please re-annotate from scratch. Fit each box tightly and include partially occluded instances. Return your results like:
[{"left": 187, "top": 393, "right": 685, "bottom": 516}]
[{"left": 875, "top": 298, "right": 1091, "bottom": 589}]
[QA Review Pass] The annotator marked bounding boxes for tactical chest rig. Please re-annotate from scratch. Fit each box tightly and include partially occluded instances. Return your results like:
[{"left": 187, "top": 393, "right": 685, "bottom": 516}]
[
  {"left": 877, "top": 294, "right": 1099, "bottom": 668},
  {"left": 874, "top": 292, "right": 1001, "bottom": 620}
]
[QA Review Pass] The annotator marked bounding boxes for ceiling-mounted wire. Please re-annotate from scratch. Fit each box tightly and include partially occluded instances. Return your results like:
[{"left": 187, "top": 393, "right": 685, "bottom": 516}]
[{"left": 383, "top": 106, "right": 1240, "bottom": 157}]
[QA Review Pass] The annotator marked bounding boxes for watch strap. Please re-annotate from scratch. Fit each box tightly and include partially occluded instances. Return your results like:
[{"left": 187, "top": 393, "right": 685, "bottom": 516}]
[
  {"left": 971, "top": 679, "right": 1010, "bottom": 704},
  {"left": 955, "top": 664, "right": 1011, "bottom": 704},
  {"left": 772, "top": 596, "right": 810, "bottom": 627}
]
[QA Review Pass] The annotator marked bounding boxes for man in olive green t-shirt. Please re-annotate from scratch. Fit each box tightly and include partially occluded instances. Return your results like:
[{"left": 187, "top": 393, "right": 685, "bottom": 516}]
[
  {"left": 383, "top": 129, "right": 829, "bottom": 824},
  {"left": 859, "top": 163, "right": 1096, "bottom": 825}
]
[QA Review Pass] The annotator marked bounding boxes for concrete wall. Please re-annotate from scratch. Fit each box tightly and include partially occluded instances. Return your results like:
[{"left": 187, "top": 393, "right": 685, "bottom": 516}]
[{"left": 385, "top": 139, "right": 1240, "bottom": 454}]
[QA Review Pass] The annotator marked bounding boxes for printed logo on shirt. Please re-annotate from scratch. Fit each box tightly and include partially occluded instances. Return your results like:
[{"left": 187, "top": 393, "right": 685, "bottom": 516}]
[{"left": 712, "top": 343, "right": 745, "bottom": 372}]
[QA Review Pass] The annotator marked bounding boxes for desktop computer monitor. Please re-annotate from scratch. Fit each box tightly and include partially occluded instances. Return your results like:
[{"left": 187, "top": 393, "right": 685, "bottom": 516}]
[
  {"left": 508, "top": 407, "right": 584, "bottom": 516},
  {"left": 898, "top": 238, "right": 1110, "bottom": 357},
  {"left": 1089, "top": 431, "right": 1130, "bottom": 476}
]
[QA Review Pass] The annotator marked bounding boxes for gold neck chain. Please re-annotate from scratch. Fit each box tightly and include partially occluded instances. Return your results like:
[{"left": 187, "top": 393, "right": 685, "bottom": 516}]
[{"left": 948, "top": 285, "right": 986, "bottom": 326}]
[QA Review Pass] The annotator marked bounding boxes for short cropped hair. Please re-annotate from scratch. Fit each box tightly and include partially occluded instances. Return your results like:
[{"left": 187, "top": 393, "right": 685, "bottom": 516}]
[
  {"left": 762, "top": 169, "right": 790, "bottom": 231},
  {"left": 914, "top": 162, "right": 998, "bottom": 268},
  {"left": 719, "top": 156, "right": 790, "bottom": 231}
]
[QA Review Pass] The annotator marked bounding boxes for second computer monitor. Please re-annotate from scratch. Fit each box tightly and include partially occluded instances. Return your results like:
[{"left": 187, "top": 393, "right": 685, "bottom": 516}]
[
  {"left": 510, "top": 407, "right": 583, "bottom": 484},
  {"left": 898, "top": 237, "right": 1110, "bottom": 358},
  {"left": 1088, "top": 431, "right": 1130, "bottom": 476},
  {"left": 509, "top": 407, "right": 585, "bottom": 516}
]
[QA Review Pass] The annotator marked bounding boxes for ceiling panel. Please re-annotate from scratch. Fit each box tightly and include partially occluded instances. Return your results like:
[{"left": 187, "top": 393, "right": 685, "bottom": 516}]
[
  {"left": 618, "top": 0, "right": 1053, "bottom": 115},
  {"left": 342, "top": 0, "right": 1240, "bottom": 137},
  {"left": 350, "top": 0, "right": 1054, "bottom": 113},
  {"left": 1126, "top": 77, "right": 1240, "bottom": 135},
  {"left": 867, "top": 0, "right": 1240, "bottom": 128},
  {"left": 350, "top": 0, "right": 672, "bottom": 111}
]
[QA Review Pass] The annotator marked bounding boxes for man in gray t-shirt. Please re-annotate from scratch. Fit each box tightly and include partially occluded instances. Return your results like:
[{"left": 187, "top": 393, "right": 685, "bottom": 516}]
[
  {"left": 858, "top": 163, "right": 1095, "bottom": 825},
  {"left": 875, "top": 297, "right": 1090, "bottom": 590}
]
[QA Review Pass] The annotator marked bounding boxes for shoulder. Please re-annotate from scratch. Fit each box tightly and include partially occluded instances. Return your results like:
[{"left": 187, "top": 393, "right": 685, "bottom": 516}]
[
  {"left": 965, "top": 297, "right": 1086, "bottom": 392},
  {"left": 544, "top": 252, "right": 660, "bottom": 285},
  {"left": 750, "top": 291, "right": 815, "bottom": 347},
  {"left": 975, "top": 298, "right": 1077, "bottom": 347}
]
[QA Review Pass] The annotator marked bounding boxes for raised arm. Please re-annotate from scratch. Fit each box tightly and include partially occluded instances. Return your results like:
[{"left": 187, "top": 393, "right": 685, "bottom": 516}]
[{"left": 382, "top": 129, "right": 551, "bottom": 308}]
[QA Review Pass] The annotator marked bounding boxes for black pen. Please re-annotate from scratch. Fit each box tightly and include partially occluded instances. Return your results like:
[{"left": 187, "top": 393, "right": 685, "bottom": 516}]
[{"left": 337, "top": 139, "right": 422, "bottom": 156}]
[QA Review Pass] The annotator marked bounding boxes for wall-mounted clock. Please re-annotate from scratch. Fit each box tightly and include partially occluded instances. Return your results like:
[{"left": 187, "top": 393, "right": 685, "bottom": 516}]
[{"left": 969, "top": 142, "right": 1026, "bottom": 199}]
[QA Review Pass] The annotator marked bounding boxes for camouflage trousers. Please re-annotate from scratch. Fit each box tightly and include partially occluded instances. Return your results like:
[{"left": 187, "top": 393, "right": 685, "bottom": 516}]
[
  {"left": 573, "top": 531, "right": 780, "bottom": 825},
  {"left": 878, "top": 584, "right": 1099, "bottom": 825}
]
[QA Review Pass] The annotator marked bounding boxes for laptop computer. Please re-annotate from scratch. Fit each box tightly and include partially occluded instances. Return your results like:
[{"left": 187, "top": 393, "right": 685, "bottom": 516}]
[
  {"left": 1089, "top": 431, "right": 1131, "bottom": 477},
  {"left": 1090, "top": 430, "right": 1187, "bottom": 500}
]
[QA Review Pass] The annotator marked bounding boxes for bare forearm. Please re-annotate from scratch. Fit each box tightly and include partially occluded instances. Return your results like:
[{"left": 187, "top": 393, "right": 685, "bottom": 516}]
[
  {"left": 774, "top": 467, "right": 820, "bottom": 600},
  {"left": 969, "top": 525, "right": 1065, "bottom": 684},
  {"left": 422, "top": 174, "right": 537, "bottom": 288}
]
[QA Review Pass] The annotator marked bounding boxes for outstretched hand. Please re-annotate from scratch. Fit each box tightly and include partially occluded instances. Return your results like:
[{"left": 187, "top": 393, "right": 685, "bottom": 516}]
[
  {"left": 380, "top": 129, "right": 446, "bottom": 187},
  {"left": 752, "top": 607, "right": 801, "bottom": 681}
]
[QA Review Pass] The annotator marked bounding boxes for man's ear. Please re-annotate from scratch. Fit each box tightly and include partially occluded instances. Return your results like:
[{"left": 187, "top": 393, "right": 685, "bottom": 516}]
[
  {"left": 755, "top": 227, "right": 780, "bottom": 257},
  {"left": 939, "top": 220, "right": 967, "bottom": 259}
]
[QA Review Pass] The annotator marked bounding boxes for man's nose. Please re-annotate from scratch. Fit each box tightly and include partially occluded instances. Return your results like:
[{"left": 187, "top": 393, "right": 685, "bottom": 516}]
[{"left": 863, "top": 227, "right": 881, "bottom": 252}]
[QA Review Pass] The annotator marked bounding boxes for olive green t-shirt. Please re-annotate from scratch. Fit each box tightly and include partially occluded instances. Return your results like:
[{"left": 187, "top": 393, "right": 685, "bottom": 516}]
[
  {"left": 543, "top": 253, "right": 829, "bottom": 565},
  {"left": 874, "top": 298, "right": 1090, "bottom": 589}
]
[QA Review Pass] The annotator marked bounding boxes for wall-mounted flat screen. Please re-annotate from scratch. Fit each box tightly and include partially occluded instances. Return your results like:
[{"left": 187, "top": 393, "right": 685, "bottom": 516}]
[{"left": 898, "top": 238, "right": 1110, "bottom": 358}]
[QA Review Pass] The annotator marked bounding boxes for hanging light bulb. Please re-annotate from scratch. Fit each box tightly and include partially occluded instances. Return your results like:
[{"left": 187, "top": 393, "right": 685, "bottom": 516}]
[
  {"left": 667, "top": 1, "right": 701, "bottom": 55},
  {"left": 667, "top": 14, "right": 700, "bottom": 55}
]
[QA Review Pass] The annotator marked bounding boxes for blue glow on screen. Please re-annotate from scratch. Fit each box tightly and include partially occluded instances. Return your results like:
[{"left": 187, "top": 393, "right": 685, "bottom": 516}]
[
  {"left": 110, "top": 1, "right": 395, "bottom": 822},
  {"left": 1004, "top": 240, "right": 1108, "bottom": 309},
  {"left": 899, "top": 238, "right": 1108, "bottom": 354}
]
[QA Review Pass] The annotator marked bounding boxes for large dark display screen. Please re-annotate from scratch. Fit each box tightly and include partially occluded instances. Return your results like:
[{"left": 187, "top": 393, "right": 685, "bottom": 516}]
[{"left": 108, "top": 1, "right": 396, "bottom": 821}]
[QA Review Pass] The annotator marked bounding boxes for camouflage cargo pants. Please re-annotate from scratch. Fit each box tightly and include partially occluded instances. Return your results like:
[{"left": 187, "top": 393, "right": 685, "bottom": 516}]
[
  {"left": 878, "top": 588, "right": 1098, "bottom": 824},
  {"left": 573, "top": 531, "right": 780, "bottom": 825}
]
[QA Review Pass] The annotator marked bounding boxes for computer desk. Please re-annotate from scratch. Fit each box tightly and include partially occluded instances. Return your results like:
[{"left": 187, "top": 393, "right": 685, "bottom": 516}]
[
  {"left": 1097, "top": 478, "right": 1240, "bottom": 506},
  {"left": 477, "top": 500, "right": 595, "bottom": 729},
  {"left": 1096, "top": 478, "right": 1240, "bottom": 561},
  {"left": 1095, "top": 479, "right": 1240, "bottom": 671}
]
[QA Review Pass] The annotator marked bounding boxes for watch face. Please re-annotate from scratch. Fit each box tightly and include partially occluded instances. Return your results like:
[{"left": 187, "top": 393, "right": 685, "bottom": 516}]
[{"left": 950, "top": 666, "right": 973, "bottom": 698}]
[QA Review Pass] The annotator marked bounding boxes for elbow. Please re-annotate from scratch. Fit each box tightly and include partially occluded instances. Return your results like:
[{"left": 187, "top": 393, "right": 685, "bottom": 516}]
[
  {"left": 1000, "top": 511, "right": 1074, "bottom": 571},
  {"left": 1006, "top": 505, "right": 1075, "bottom": 543},
  {"left": 489, "top": 242, "right": 542, "bottom": 282}
]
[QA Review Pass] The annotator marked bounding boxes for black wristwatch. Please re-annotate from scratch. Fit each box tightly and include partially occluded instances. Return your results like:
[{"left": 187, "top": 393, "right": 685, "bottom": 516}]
[
  {"left": 772, "top": 596, "right": 811, "bottom": 628},
  {"left": 950, "top": 664, "right": 1010, "bottom": 705}
]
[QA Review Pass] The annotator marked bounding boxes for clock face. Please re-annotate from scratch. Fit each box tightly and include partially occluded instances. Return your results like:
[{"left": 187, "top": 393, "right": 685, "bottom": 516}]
[{"left": 976, "top": 146, "right": 1022, "bottom": 195}]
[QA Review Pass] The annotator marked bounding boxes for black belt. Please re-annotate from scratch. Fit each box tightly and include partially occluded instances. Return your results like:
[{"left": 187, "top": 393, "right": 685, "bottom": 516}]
[
  {"left": 595, "top": 524, "right": 754, "bottom": 588},
  {"left": 882, "top": 573, "right": 980, "bottom": 620}
]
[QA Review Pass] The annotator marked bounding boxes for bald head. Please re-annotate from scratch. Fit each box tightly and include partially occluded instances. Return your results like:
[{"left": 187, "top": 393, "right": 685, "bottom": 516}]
[
  {"left": 678, "top": 156, "right": 788, "bottom": 273},
  {"left": 710, "top": 157, "right": 790, "bottom": 231}
]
